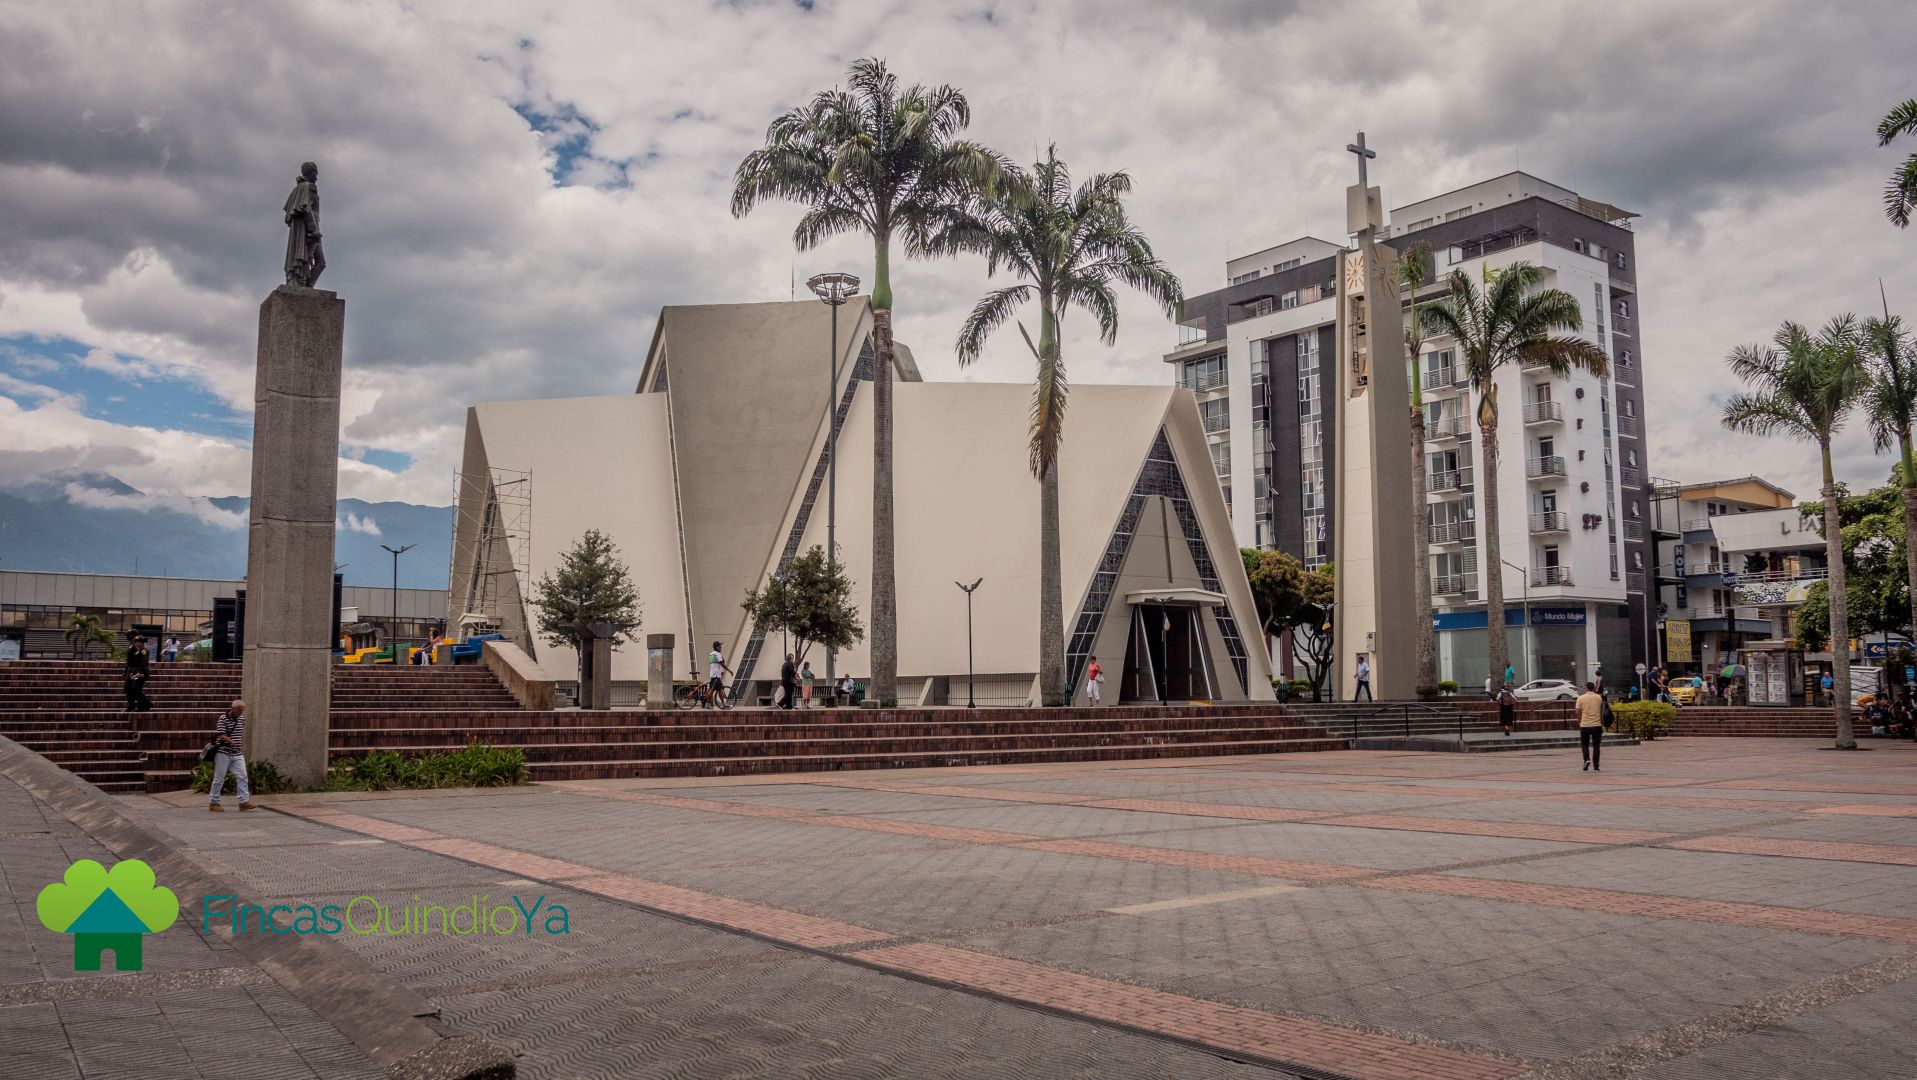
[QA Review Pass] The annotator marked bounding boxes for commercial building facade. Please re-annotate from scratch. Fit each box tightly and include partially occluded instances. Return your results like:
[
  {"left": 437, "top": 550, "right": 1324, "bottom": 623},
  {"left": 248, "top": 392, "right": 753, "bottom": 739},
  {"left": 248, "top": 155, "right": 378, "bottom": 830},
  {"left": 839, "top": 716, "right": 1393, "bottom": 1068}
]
[
  {"left": 1165, "top": 172, "right": 1656, "bottom": 687},
  {"left": 1651, "top": 477, "right": 1816, "bottom": 673}
]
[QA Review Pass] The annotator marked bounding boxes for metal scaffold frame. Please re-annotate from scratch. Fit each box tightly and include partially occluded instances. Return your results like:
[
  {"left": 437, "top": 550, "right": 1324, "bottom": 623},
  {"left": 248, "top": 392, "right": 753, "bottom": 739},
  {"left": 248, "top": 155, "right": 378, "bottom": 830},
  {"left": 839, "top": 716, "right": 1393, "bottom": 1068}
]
[{"left": 448, "top": 466, "right": 531, "bottom": 644}]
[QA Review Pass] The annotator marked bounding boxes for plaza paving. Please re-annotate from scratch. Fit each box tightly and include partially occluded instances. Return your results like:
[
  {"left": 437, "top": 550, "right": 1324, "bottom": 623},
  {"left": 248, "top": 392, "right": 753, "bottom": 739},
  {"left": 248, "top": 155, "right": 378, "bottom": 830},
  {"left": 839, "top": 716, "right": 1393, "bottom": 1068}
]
[{"left": 13, "top": 736, "right": 1917, "bottom": 1078}]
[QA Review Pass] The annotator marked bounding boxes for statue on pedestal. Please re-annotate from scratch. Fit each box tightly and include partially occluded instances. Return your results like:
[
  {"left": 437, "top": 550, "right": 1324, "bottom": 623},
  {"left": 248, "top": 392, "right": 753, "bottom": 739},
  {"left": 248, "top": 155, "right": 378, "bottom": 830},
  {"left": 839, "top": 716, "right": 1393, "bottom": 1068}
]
[{"left": 282, "top": 161, "right": 326, "bottom": 288}]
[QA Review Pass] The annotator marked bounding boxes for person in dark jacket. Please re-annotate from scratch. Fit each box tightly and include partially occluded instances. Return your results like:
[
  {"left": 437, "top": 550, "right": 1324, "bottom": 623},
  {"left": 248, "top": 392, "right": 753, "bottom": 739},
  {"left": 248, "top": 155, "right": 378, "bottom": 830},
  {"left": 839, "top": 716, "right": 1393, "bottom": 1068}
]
[
  {"left": 1497, "top": 684, "right": 1517, "bottom": 735},
  {"left": 123, "top": 634, "right": 152, "bottom": 712},
  {"left": 779, "top": 653, "right": 798, "bottom": 710}
]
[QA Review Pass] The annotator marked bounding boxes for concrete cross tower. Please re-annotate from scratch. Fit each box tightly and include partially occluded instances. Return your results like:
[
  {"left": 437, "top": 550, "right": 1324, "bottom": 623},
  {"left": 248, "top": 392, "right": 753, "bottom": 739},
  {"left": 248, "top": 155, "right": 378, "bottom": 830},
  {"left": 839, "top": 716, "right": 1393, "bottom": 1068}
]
[{"left": 1331, "top": 133, "right": 1418, "bottom": 701}]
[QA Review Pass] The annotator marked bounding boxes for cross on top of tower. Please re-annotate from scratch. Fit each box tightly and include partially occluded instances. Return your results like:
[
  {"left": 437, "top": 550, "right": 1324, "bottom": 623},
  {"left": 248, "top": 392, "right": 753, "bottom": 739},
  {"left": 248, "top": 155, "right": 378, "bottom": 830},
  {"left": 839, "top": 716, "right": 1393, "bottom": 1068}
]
[{"left": 1345, "top": 131, "right": 1377, "bottom": 186}]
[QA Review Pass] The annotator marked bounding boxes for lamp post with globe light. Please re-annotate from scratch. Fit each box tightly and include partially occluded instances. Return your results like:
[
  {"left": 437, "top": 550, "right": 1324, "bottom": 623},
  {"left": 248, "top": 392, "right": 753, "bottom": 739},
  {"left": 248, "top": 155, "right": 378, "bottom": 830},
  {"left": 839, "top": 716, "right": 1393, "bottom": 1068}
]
[{"left": 807, "top": 271, "right": 860, "bottom": 694}]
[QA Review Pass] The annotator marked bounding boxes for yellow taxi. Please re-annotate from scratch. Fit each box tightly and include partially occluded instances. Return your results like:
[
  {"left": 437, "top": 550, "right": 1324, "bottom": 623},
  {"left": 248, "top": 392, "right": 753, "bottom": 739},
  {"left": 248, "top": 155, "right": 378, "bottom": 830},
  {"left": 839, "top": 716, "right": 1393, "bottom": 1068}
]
[{"left": 1666, "top": 676, "right": 1703, "bottom": 705}]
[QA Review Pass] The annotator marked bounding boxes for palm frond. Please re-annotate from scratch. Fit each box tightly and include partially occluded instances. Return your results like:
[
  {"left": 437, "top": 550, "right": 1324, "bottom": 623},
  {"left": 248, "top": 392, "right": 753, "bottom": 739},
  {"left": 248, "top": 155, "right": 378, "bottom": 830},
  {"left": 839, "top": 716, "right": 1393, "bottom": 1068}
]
[
  {"left": 1879, "top": 99, "right": 1917, "bottom": 145},
  {"left": 954, "top": 284, "right": 1032, "bottom": 366}
]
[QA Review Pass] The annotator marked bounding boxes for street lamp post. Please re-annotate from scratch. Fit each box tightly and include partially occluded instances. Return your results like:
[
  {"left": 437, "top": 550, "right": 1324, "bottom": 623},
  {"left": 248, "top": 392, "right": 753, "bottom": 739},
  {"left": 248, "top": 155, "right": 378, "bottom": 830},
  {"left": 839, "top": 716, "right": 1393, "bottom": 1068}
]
[
  {"left": 808, "top": 271, "right": 861, "bottom": 694},
  {"left": 955, "top": 578, "right": 982, "bottom": 708},
  {"left": 1499, "top": 557, "right": 1533, "bottom": 685},
  {"left": 380, "top": 543, "right": 415, "bottom": 652}
]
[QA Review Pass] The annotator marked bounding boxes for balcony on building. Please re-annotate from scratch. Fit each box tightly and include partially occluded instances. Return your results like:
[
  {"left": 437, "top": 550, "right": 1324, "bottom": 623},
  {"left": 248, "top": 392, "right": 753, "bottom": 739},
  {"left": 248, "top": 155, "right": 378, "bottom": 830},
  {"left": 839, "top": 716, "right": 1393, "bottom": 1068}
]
[
  {"left": 1626, "top": 569, "right": 1648, "bottom": 592},
  {"left": 1526, "top": 455, "right": 1566, "bottom": 480},
  {"left": 1203, "top": 411, "right": 1230, "bottom": 435},
  {"left": 1434, "top": 573, "right": 1478, "bottom": 596},
  {"left": 1522, "top": 400, "right": 1563, "bottom": 426},
  {"left": 1617, "top": 415, "right": 1641, "bottom": 439},
  {"left": 1428, "top": 519, "right": 1476, "bottom": 545},
  {"left": 1681, "top": 516, "right": 1715, "bottom": 540},
  {"left": 1532, "top": 565, "right": 1574, "bottom": 587},
  {"left": 1426, "top": 415, "right": 1469, "bottom": 440},
  {"left": 1619, "top": 465, "right": 1641, "bottom": 487},
  {"left": 1428, "top": 466, "right": 1474, "bottom": 494},
  {"left": 1613, "top": 355, "right": 1637, "bottom": 387},
  {"left": 1529, "top": 510, "right": 1569, "bottom": 534},
  {"left": 1181, "top": 368, "right": 1228, "bottom": 394},
  {"left": 1623, "top": 520, "right": 1645, "bottom": 542},
  {"left": 1422, "top": 367, "right": 1466, "bottom": 395}
]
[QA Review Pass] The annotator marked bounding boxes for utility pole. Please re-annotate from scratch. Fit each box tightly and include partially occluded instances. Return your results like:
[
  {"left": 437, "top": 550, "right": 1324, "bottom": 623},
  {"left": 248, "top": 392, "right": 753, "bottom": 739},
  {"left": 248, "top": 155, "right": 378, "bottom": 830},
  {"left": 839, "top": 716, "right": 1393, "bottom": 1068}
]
[{"left": 955, "top": 578, "right": 982, "bottom": 708}]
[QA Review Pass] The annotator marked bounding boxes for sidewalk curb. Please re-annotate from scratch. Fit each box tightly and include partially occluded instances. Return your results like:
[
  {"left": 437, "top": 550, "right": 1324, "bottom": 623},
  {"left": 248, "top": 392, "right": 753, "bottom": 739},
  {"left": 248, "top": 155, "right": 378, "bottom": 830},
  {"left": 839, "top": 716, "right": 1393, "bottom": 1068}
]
[{"left": 0, "top": 736, "right": 516, "bottom": 1079}]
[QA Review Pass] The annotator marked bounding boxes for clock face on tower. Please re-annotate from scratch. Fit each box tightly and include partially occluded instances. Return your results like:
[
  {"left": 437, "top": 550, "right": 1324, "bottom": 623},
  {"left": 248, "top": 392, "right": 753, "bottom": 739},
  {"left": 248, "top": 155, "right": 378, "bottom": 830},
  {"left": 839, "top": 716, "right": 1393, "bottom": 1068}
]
[{"left": 1342, "top": 250, "right": 1367, "bottom": 298}]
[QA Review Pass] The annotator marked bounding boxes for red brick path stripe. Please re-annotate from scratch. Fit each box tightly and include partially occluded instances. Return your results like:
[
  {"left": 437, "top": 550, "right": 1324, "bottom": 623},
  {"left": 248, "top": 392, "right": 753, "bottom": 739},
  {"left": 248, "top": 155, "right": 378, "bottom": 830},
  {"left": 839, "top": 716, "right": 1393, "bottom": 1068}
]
[
  {"left": 1807, "top": 804, "right": 1917, "bottom": 817},
  {"left": 1361, "top": 874, "right": 1917, "bottom": 944},
  {"left": 288, "top": 809, "right": 442, "bottom": 843},
  {"left": 1663, "top": 835, "right": 1917, "bottom": 866},
  {"left": 1015, "top": 838, "right": 1375, "bottom": 882},
  {"left": 857, "top": 942, "right": 1526, "bottom": 1080},
  {"left": 410, "top": 837, "right": 605, "bottom": 882},
  {"left": 1321, "top": 813, "right": 1670, "bottom": 845},
  {"left": 563, "top": 873, "right": 890, "bottom": 949},
  {"left": 1708, "top": 778, "right": 1917, "bottom": 796}
]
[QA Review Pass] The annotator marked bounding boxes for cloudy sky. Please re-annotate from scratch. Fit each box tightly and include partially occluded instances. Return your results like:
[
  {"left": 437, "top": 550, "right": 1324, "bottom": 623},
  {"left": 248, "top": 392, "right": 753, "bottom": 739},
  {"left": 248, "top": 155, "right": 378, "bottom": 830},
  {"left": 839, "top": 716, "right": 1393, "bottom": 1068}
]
[{"left": 1, "top": 0, "right": 1912, "bottom": 511}]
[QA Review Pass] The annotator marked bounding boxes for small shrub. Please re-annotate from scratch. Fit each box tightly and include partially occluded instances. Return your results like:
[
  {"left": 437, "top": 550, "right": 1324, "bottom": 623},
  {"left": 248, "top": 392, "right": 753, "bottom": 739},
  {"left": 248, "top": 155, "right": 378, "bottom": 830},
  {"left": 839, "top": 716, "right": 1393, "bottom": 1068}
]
[
  {"left": 326, "top": 741, "right": 527, "bottom": 791},
  {"left": 1286, "top": 679, "right": 1312, "bottom": 697},
  {"left": 190, "top": 758, "right": 299, "bottom": 795},
  {"left": 1437, "top": 680, "right": 1459, "bottom": 695},
  {"left": 1612, "top": 701, "right": 1674, "bottom": 740}
]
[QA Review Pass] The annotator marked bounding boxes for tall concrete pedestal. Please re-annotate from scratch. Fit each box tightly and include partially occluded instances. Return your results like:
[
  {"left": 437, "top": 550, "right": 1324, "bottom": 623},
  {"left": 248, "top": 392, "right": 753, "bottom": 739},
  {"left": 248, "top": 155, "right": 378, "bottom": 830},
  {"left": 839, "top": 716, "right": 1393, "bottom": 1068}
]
[
  {"left": 242, "top": 285, "right": 343, "bottom": 788},
  {"left": 647, "top": 634, "right": 676, "bottom": 709}
]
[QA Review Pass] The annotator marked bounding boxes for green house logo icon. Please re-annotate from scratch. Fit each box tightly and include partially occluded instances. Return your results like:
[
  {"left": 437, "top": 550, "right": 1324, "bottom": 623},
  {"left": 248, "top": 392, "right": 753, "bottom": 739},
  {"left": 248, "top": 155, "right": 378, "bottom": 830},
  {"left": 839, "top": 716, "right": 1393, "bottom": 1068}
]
[{"left": 36, "top": 859, "right": 180, "bottom": 972}]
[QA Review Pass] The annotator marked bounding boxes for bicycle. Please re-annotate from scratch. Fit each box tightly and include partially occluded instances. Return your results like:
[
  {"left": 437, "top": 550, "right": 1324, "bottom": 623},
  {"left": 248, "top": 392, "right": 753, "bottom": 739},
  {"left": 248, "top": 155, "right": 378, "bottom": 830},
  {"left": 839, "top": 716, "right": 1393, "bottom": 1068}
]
[{"left": 676, "top": 681, "right": 734, "bottom": 710}]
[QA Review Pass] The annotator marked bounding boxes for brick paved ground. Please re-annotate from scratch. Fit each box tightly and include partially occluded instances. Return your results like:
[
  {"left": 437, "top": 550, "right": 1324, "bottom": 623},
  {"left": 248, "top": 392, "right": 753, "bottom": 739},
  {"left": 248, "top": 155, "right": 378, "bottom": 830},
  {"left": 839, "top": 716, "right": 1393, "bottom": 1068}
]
[
  {"left": 0, "top": 772, "right": 385, "bottom": 1080},
  {"left": 85, "top": 736, "right": 1917, "bottom": 1078}
]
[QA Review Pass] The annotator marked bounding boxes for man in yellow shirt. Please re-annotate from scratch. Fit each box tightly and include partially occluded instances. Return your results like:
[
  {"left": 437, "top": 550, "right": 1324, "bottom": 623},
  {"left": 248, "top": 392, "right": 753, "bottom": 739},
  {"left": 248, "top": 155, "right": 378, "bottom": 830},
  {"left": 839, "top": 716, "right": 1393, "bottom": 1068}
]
[{"left": 1575, "top": 682, "right": 1605, "bottom": 771}]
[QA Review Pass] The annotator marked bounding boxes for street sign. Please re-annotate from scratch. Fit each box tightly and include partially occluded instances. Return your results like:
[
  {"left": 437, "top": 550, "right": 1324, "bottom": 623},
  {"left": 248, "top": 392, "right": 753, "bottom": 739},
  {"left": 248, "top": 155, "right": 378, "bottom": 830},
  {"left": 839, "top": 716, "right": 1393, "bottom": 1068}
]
[{"left": 1635, "top": 662, "right": 1647, "bottom": 675}]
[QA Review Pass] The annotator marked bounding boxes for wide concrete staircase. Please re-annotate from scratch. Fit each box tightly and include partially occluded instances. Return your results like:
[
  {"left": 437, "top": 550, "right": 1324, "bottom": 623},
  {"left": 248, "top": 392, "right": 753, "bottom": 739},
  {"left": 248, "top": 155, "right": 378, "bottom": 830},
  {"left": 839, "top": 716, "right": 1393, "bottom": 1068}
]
[
  {"left": 129, "top": 705, "right": 1347, "bottom": 787},
  {"left": 1282, "top": 700, "right": 1605, "bottom": 752},
  {"left": 0, "top": 660, "right": 524, "bottom": 791}
]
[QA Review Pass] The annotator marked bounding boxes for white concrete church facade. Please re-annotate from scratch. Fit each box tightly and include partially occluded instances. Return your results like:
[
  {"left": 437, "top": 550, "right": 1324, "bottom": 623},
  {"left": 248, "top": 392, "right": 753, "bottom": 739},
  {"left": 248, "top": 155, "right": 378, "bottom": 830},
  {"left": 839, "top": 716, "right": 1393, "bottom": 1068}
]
[{"left": 452, "top": 299, "right": 1274, "bottom": 707}]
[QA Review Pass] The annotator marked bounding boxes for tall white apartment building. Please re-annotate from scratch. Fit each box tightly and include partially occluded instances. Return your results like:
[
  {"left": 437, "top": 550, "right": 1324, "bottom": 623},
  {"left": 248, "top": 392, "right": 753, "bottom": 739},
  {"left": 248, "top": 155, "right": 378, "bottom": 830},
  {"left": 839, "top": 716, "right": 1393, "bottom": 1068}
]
[{"left": 1165, "top": 172, "right": 1655, "bottom": 686}]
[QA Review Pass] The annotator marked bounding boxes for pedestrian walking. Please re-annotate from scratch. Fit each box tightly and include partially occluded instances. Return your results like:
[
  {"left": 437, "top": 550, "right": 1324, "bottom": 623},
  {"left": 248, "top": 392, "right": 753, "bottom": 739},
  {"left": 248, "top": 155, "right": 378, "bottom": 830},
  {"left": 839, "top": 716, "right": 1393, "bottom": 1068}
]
[
  {"left": 163, "top": 636, "right": 180, "bottom": 663},
  {"left": 1497, "top": 683, "right": 1517, "bottom": 735},
  {"left": 123, "top": 634, "right": 152, "bottom": 713},
  {"left": 1820, "top": 670, "right": 1835, "bottom": 707},
  {"left": 800, "top": 660, "right": 815, "bottom": 708},
  {"left": 1484, "top": 674, "right": 1495, "bottom": 699},
  {"left": 208, "top": 700, "right": 255, "bottom": 812},
  {"left": 706, "top": 641, "right": 732, "bottom": 709},
  {"left": 779, "top": 653, "right": 798, "bottom": 710},
  {"left": 1352, "top": 655, "right": 1373, "bottom": 702},
  {"left": 1086, "top": 655, "right": 1104, "bottom": 706},
  {"left": 1504, "top": 662, "right": 1517, "bottom": 689},
  {"left": 1575, "top": 681, "right": 1604, "bottom": 771}
]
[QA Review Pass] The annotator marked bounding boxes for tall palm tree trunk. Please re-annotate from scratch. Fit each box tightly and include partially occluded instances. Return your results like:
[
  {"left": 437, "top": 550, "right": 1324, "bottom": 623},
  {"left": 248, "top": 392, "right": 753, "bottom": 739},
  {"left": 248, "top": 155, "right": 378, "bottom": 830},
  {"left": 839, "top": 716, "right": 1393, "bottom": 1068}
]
[
  {"left": 1409, "top": 405, "right": 1436, "bottom": 697},
  {"left": 1039, "top": 463, "right": 1066, "bottom": 705},
  {"left": 1480, "top": 428, "right": 1510, "bottom": 686},
  {"left": 1902, "top": 434, "right": 1917, "bottom": 647},
  {"left": 1036, "top": 305, "right": 1067, "bottom": 707},
  {"left": 1822, "top": 445, "right": 1855, "bottom": 747},
  {"left": 867, "top": 247, "right": 899, "bottom": 708}
]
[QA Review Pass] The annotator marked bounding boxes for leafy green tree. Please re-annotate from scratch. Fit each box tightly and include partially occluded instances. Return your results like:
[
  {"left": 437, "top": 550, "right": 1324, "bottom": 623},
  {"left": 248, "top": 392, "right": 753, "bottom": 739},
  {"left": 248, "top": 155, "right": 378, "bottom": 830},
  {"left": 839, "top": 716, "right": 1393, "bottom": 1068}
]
[
  {"left": 732, "top": 57, "right": 1003, "bottom": 707},
  {"left": 1296, "top": 563, "right": 1337, "bottom": 702},
  {"left": 1723, "top": 316, "right": 1868, "bottom": 747},
  {"left": 529, "top": 529, "right": 642, "bottom": 684},
  {"left": 65, "top": 613, "right": 113, "bottom": 660},
  {"left": 940, "top": 146, "right": 1182, "bottom": 705},
  {"left": 1861, "top": 309, "right": 1917, "bottom": 638},
  {"left": 1421, "top": 262, "right": 1608, "bottom": 686},
  {"left": 1241, "top": 547, "right": 1307, "bottom": 644},
  {"left": 741, "top": 545, "right": 865, "bottom": 667},
  {"left": 1879, "top": 99, "right": 1917, "bottom": 228},
  {"left": 1396, "top": 241, "right": 1439, "bottom": 698},
  {"left": 1240, "top": 548, "right": 1334, "bottom": 701}
]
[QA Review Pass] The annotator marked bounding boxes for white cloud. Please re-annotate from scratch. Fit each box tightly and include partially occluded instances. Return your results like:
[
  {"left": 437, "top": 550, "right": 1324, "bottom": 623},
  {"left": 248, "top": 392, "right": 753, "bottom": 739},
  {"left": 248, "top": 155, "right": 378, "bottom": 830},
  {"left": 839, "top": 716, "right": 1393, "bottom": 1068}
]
[
  {"left": 62, "top": 482, "right": 247, "bottom": 529},
  {"left": 0, "top": 371, "right": 65, "bottom": 402},
  {"left": 336, "top": 512, "right": 381, "bottom": 535},
  {"left": 0, "top": 0, "right": 1910, "bottom": 510}
]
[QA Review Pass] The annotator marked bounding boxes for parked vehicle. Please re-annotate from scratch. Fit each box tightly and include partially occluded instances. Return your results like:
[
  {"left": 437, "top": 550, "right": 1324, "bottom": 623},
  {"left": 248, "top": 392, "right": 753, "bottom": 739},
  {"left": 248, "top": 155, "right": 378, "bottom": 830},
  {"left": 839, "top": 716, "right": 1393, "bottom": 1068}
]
[
  {"left": 1512, "top": 678, "right": 1579, "bottom": 702},
  {"left": 1667, "top": 676, "right": 1703, "bottom": 705}
]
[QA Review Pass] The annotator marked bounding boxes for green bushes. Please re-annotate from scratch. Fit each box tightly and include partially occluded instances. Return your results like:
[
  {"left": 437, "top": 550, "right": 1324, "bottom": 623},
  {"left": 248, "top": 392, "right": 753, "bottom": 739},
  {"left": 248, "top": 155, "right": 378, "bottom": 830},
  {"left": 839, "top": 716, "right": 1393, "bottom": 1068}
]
[
  {"left": 1437, "top": 680, "right": 1459, "bottom": 695},
  {"left": 191, "top": 758, "right": 298, "bottom": 795},
  {"left": 1611, "top": 701, "right": 1674, "bottom": 740},
  {"left": 189, "top": 743, "right": 528, "bottom": 794},
  {"left": 326, "top": 742, "right": 527, "bottom": 791}
]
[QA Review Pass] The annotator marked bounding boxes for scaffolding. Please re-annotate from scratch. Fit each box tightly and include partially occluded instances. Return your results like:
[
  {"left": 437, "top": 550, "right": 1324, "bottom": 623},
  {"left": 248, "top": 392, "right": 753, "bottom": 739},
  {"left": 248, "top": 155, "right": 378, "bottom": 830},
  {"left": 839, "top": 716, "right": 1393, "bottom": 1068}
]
[{"left": 448, "top": 466, "right": 531, "bottom": 644}]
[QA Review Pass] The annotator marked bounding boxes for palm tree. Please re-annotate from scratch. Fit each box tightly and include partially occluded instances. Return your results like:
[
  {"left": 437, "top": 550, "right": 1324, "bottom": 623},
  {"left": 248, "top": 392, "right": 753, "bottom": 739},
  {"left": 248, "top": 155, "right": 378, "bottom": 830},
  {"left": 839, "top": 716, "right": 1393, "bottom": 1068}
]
[
  {"left": 65, "top": 613, "right": 112, "bottom": 660},
  {"left": 1397, "top": 242, "right": 1439, "bottom": 698},
  {"left": 733, "top": 58, "right": 1003, "bottom": 707},
  {"left": 937, "top": 146, "right": 1183, "bottom": 705},
  {"left": 1421, "top": 262, "right": 1608, "bottom": 688},
  {"left": 1879, "top": 99, "right": 1917, "bottom": 228},
  {"left": 1860, "top": 306, "right": 1916, "bottom": 647},
  {"left": 1722, "top": 316, "right": 1868, "bottom": 748}
]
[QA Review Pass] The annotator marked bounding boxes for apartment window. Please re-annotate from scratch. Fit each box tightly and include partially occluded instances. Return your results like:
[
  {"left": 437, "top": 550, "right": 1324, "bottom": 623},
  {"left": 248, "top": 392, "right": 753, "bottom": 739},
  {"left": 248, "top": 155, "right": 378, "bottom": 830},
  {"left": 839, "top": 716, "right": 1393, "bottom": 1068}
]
[
  {"left": 1444, "top": 207, "right": 1469, "bottom": 221},
  {"left": 1573, "top": 239, "right": 1587, "bottom": 254},
  {"left": 1407, "top": 217, "right": 1434, "bottom": 231},
  {"left": 1279, "top": 291, "right": 1298, "bottom": 311},
  {"left": 1615, "top": 298, "right": 1630, "bottom": 318},
  {"left": 1200, "top": 397, "right": 1230, "bottom": 433},
  {"left": 1230, "top": 270, "right": 1260, "bottom": 285},
  {"left": 1273, "top": 257, "right": 1303, "bottom": 272},
  {"left": 1622, "top": 399, "right": 1636, "bottom": 418},
  {"left": 1615, "top": 252, "right": 1628, "bottom": 270},
  {"left": 1626, "top": 448, "right": 1638, "bottom": 468},
  {"left": 1299, "top": 333, "right": 1327, "bottom": 566},
  {"left": 1246, "top": 297, "right": 1274, "bottom": 318},
  {"left": 1182, "top": 354, "right": 1225, "bottom": 391},
  {"left": 1209, "top": 440, "right": 1230, "bottom": 477}
]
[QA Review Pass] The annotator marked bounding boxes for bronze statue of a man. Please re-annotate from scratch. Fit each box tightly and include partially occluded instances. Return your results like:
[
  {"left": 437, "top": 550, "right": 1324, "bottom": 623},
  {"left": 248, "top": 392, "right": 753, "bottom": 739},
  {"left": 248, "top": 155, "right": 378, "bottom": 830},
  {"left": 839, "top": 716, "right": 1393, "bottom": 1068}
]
[{"left": 283, "top": 161, "right": 326, "bottom": 288}]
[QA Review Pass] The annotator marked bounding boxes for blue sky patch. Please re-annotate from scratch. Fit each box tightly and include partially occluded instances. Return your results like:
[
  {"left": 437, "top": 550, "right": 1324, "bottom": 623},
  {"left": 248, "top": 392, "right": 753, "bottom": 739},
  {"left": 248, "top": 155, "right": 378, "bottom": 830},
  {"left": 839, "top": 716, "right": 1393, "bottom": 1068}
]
[{"left": 0, "top": 335, "right": 246, "bottom": 439}]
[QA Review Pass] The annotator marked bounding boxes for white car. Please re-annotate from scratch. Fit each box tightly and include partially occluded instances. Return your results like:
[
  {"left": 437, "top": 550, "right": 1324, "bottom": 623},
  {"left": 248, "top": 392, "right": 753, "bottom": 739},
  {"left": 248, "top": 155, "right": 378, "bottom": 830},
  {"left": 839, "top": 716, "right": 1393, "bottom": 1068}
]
[{"left": 1512, "top": 678, "right": 1580, "bottom": 701}]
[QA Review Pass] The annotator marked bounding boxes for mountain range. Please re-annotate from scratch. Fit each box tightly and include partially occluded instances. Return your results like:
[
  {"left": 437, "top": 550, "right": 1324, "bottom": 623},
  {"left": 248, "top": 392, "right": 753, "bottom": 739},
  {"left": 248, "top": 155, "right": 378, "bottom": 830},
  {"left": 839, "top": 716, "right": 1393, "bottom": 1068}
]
[{"left": 0, "top": 473, "right": 452, "bottom": 589}]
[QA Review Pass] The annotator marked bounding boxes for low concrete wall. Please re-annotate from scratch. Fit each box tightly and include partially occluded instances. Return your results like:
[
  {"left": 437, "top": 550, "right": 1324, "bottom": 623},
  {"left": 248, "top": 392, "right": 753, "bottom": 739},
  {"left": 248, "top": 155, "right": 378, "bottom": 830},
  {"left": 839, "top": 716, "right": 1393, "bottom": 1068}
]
[{"left": 483, "top": 640, "right": 556, "bottom": 711}]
